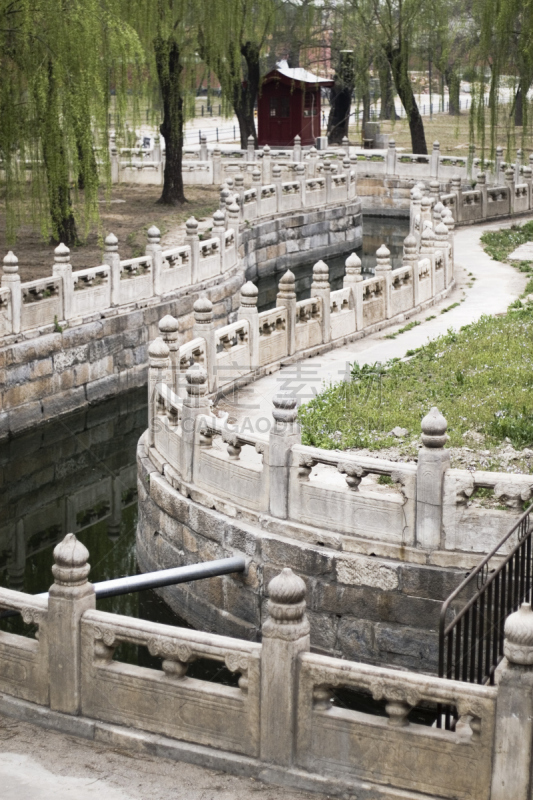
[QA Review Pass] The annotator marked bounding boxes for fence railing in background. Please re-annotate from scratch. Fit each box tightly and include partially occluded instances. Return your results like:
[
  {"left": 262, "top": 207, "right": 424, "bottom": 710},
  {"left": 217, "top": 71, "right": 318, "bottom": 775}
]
[{"left": 438, "top": 503, "right": 533, "bottom": 728}]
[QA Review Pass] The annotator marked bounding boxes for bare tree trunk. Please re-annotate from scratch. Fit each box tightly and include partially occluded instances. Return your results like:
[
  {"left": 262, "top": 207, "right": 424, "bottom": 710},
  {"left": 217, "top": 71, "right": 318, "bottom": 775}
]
[
  {"left": 378, "top": 55, "right": 397, "bottom": 120},
  {"left": 235, "top": 41, "right": 260, "bottom": 149},
  {"left": 327, "top": 50, "right": 354, "bottom": 144},
  {"left": 515, "top": 84, "right": 523, "bottom": 127},
  {"left": 154, "top": 34, "right": 186, "bottom": 206},
  {"left": 42, "top": 61, "right": 78, "bottom": 246},
  {"left": 386, "top": 45, "right": 427, "bottom": 154},
  {"left": 445, "top": 69, "right": 461, "bottom": 116}
]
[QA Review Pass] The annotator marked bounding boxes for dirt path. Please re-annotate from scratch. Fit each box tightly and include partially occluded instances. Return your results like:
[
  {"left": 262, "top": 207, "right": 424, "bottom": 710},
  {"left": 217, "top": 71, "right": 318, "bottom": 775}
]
[
  {"left": 0, "top": 185, "right": 220, "bottom": 283},
  {"left": 0, "top": 714, "right": 324, "bottom": 800}
]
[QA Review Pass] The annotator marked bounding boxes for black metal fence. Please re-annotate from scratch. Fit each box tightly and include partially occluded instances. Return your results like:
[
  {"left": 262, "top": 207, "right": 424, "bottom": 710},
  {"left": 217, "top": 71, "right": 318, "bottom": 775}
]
[{"left": 438, "top": 503, "right": 533, "bottom": 728}]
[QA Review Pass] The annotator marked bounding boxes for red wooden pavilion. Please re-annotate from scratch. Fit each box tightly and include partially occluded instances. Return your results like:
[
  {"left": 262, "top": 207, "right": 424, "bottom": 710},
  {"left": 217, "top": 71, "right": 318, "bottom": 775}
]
[{"left": 257, "top": 61, "right": 333, "bottom": 147}]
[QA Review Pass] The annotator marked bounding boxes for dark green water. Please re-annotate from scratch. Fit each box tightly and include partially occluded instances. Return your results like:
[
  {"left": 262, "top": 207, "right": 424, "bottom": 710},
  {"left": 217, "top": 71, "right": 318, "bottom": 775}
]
[
  {"left": 254, "top": 214, "right": 410, "bottom": 312},
  {"left": 0, "top": 216, "right": 423, "bottom": 695}
]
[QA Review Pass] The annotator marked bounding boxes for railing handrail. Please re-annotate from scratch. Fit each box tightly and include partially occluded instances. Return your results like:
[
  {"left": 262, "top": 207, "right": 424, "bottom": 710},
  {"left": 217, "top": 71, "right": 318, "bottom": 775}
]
[{"left": 438, "top": 501, "right": 533, "bottom": 679}]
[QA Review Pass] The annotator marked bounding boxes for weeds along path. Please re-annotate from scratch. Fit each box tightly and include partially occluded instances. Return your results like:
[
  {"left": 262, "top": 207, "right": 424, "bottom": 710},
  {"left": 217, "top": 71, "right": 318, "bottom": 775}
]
[{"left": 223, "top": 217, "right": 530, "bottom": 429}]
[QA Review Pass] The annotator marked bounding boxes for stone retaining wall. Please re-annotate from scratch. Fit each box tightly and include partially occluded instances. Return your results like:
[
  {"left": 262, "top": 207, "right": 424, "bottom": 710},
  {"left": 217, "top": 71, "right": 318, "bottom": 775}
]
[
  {"left": 0, "top": 199, "right": 362, "bottom": 439},
  {"left": 137, "top": 446, "right": 464, "bottom": 672}
]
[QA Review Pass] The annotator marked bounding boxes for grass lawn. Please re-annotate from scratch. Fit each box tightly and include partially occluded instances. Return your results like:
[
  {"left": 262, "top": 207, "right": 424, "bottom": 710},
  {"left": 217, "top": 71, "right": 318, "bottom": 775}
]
[
  {"left": 299, "top": 304, "right": 533, "bottom": 454},
  {"left": 300, "top": 223, "right": 533, "bottom": 457}
]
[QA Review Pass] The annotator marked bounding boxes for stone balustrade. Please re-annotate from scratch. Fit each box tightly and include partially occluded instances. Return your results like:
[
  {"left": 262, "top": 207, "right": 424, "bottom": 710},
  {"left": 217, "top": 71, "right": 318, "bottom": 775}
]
[
  {"left": 147, "top": 341, "right": 533, "bottom": 563},
  {"left": 2, "top": 532, "right": 533, "bottom": 800},
  {"left": 0, "top": 163, "right": 358, "bottom": 343}
]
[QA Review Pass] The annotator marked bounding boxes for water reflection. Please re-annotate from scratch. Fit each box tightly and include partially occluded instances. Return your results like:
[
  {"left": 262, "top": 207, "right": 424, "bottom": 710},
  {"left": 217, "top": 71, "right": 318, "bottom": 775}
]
[{"left": 253, "top": 214, "right": 410, "bottom": 312}]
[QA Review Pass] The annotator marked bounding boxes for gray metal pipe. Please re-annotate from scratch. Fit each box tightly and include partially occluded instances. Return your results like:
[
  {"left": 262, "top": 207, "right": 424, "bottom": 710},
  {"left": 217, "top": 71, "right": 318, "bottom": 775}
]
[{"left": 0, "top": 556, "right": 246, "bottom": 620}]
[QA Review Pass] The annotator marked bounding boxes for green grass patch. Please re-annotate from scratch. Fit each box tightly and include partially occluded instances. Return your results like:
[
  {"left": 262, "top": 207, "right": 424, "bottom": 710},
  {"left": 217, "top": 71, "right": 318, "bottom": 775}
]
[
  {"left": 299, "top": 305, "right": 533, "bottom": 452},
  {"left": 384, "top": 319, "right": 421, "bottom": 339},
  {"left": 378, "top": 474, "right": 394, "bottom": 485},
  {"left": 441, "top": 302, "right": 460, "bottom": 314},
  {"left": 481, "top": 221, "right": 533, "bottom": 263}
]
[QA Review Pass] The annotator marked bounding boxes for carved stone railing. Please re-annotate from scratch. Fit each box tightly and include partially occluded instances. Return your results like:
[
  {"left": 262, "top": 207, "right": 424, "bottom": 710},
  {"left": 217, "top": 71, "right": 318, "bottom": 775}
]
[{"left": 1, "top": 537, "right": 530, "bottom": 800}]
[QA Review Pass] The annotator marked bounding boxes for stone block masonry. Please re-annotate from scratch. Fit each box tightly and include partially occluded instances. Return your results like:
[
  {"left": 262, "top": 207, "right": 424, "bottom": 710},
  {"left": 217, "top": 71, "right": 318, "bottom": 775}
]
[{"left": 0, "top": 174, "right": 361, "bottom": 437}]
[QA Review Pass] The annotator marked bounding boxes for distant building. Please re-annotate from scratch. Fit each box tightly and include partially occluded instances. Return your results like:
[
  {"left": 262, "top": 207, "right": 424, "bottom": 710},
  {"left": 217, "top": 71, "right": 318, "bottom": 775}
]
[{"left": 257, "top": 61, "right": 333, "bottom": 147}]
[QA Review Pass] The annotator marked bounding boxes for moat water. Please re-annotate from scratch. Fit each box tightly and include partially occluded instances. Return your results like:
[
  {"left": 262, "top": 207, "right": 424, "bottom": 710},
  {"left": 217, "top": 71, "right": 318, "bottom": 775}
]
[
  {"left": 0, "top": 215, "right": 414, "bottom": 690},
  {"left": 255, "top": 214, "right": 409, "bottom": 311}
]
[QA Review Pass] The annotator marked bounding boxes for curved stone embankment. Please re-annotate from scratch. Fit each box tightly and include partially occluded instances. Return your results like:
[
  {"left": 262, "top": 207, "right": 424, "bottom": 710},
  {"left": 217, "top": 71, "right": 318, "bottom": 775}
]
[
  {"left": 136, "top": 215, "right": 532, "bottom": 671},
  {"left": 137, "top": 436, "right": 464, "bottom": 673},
  {"left": 0, "top": 197, "right": 361, "bottom": 439}
]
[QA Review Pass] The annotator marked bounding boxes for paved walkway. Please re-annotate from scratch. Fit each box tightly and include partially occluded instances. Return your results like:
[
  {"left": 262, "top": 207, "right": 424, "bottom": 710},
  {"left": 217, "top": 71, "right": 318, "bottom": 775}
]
[
  {"left": 0, "top": 714, "right": 315, "bottom": 800},
  {"left": 222, "top": 218, "right": 529, "bottom": 430}
]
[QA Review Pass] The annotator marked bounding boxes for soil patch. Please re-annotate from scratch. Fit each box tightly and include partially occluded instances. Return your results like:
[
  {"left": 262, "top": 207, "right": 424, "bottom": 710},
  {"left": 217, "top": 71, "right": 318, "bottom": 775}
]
[{"left": 0, "top": 184, "right": 220, "bottom": 283}]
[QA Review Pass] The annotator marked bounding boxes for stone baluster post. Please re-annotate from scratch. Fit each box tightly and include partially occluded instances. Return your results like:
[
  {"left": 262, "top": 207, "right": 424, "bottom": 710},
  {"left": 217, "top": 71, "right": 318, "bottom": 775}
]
[
  {"left": 185, "top": 217, "right": 200, "bottom": 284},
  {"left": 212, "top": 209, "right": 226, "bottom": 273},
  {"left": 181, "top": 364, "right": 210, "bottom": 483},
  {"left": 159, "top": 314, "right": 180, "bottom": 394},
  {"left": 450, "top": 176, "right": 462, "bottom": 223},
  {"left": 252, "top": 168, "right": 262, "bottom": 216},
  {"left": 212, "top": 145, "right": 222, "bottom": 184},
  {"left": 343, "top": 252, "right": 363, "bottom": 330},
  {"left": 200, "top": 133, "right": 208, "bottom": 162},
  {"left": 495, "top": 146, "right": 503, "bottom": 185},
  {"left": 193, "top": 296, "right": 217, "bottom": 393},
  {"left": 262, "top": 144, "right": 272, "bottom": 184},
  {"left": 145, "top": 225, "right": 162, "bottom": 296},
  {"left": 432, "top": 200, "right": 444, "bottom": 226},
  {"left": 505, "top": 166, "right": 515, "bottom": 215},
  {"left": 260, "top": 568, "right": 310, "bottom": 766},
  {"left": 148, "top": 337, "right": 170, "bottom": 447},
  {"left": 220, "top": 183, "right": 231, "bottom": 211},
  {"left": 476, "top": 172, "right": 487, "bottom": 216},
  {"left": 467, "top": 142, "right": 475, "bottom": 180},
  {"left": 295, "top": 162, "right": 306, "bottom": 206},
  {"left": 415, "top": 407, "right": 449, "bottom": 550},
  {"left": 375, "top": 244, "right": 393, "bottom": 319},
  {"left": 268, "top": 394, "right": 300, "bottom": 519},
  {"left": 342, "top": 156, "right": 351, "bottom": 176},
  {"left": 109, "top": 130, "right": 119, "bottom": 184},
  {"left": 238, "top": 281, "right": 259, "bottom": 369},
  {"left": 293, "top": 134, "right": 302, "bottom": 162},
  {"left": 247, "top": 134, "right": 255, "bottom": 162},
  {"left": 435, "top": 221, "right": 450, "bottom": 289},
  {"left": 429, "top": 180, "right": 440, "bottom": 201},
  {"left": 419, "top": 225, "right": 437, "bottom": 296},
  {"left": 524, "top": 166, "right": 533, "bottom": 209},
  {"left": 234, "top": 173, "right": 245, "bottom": 210},
  {"left": 491, "top": 603, "right": 533, "bottom": 800},
  {"left": 342, "top": 135, "right": 350, "bottom": 156},
  {"left": 410, "top": 186, "right": 422, "bottom": 237},
  {"left": 227, "top": 200, "right": 241, "bottom": 255},
  {"left": 311, "top": 260, "right": 331, "bottom": 344},
  {"left": 272, "top": 163, "right": 283, "bottom": 211},
  {"left": 323, "top": 160, "right": 333, "bottom": 203},
  {"left": 430, "top": 140, "right": 440, "bottom": 179},
  {"left": 276, "top": 270, "right": 297, "bottom": 356},
  {"left": 420, "top": 196, "right": 433, "bottom": 231},
  {"left": 2, "top": 251, "right": 21, "bottom": 335},
  {"left": 48, "top": 533, "right": 95, "bottom": 714},
  {"left": 441, "top": 207, "right": 455, "bottom": 272},
  {"left": 402, "top": 234, "right": 420, "bottom": 307},
  {"left": 386, "top": 138, "right": 397, "bottom": 176},
  {"left": 308, "top": 146, "right": 318, "bottom": 178},
  {"left": 103, "top": 233, "right": 121, "bottom": 307},
  {"left": 515, "top": 148, "right": 523, "bottom": 185},
  {"left": 52, "top": 243, "right": 72, "bottom": 321}
]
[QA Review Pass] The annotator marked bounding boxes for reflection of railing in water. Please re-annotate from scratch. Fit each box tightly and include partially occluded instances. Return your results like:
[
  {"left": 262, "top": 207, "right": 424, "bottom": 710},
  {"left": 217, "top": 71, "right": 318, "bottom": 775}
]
[{"left": 438, "top": 503, "right": 533, "bottom": 728}]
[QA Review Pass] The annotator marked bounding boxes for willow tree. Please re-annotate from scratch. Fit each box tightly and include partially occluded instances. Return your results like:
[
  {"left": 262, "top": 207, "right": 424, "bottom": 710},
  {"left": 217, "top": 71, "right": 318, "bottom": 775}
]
[
  {"left": 342, "top": 0, "right": 444, "bottom": 154},
  {"left": 197, "top": 0, "right": 277, "bottom": 149},
  {"left": 474, "top": 0, "right": 533, "bottom": 141},
  {"left": 0, "top": 0, "right": 142, "bottom": 244}
]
